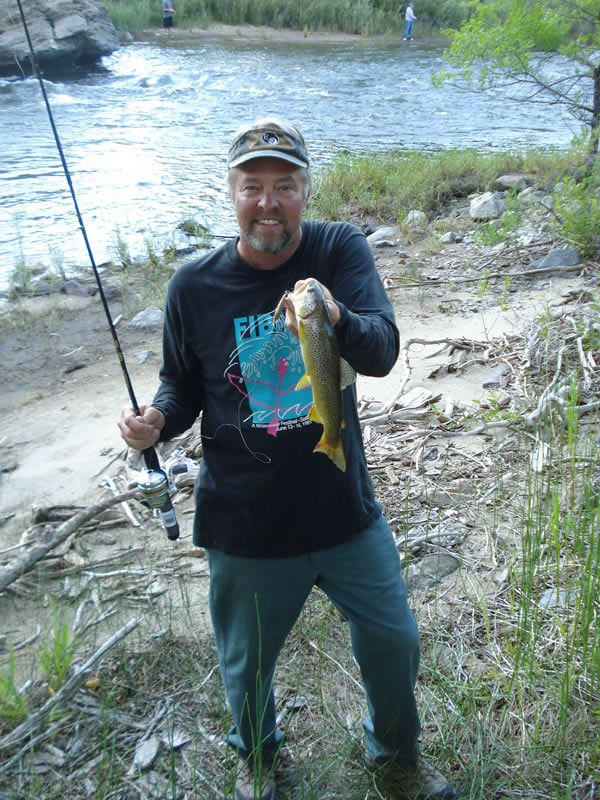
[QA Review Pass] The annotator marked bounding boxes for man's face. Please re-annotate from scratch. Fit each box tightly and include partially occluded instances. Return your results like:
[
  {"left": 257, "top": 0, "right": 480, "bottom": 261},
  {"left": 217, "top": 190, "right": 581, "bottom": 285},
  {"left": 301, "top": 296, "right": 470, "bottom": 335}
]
[{"left": 232, "top": 158, "right": 307, "bottom": 256}]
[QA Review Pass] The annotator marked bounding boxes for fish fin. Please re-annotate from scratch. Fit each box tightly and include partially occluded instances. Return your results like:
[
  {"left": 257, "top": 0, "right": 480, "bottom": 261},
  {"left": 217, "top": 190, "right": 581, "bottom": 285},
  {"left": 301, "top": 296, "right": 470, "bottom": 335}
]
[
  {"left": 308, "top": 405, "right": 321, "bottom": 423},
  {"left": 340, "top": 358, "right": 356, "bottom": 389},
  {"left": 314, "top": 436, "right": 346, "bottom": 472},
  {"left": 296, "top": 372, "right": 311, "bottom": 390}
]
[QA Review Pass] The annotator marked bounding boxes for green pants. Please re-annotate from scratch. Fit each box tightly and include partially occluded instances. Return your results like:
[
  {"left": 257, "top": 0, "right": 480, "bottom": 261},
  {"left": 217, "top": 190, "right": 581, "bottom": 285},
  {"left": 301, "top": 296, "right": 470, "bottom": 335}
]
[{"left": 207, "top": 514, "right": 421, "bottom": 762}]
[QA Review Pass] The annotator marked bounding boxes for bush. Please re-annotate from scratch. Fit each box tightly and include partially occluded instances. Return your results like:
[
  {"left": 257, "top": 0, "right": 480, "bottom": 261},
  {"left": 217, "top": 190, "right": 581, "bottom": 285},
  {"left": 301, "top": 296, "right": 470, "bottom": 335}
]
[{"left": 552, "top": 175, "right": 600, "bottom": 259}]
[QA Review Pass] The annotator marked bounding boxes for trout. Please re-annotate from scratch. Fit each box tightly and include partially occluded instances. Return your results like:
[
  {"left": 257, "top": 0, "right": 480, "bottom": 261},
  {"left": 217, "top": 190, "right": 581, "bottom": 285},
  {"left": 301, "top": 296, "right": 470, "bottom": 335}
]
[{"left": 274, "top": 279, "right": 355, "bottom": 471}]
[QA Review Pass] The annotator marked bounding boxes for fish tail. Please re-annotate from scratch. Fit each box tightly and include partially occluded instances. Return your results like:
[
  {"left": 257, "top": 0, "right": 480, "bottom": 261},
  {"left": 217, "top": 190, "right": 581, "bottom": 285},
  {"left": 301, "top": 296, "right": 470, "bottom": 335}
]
[{"left": 314, "top": 435, "right": 346, "bottom": 472}]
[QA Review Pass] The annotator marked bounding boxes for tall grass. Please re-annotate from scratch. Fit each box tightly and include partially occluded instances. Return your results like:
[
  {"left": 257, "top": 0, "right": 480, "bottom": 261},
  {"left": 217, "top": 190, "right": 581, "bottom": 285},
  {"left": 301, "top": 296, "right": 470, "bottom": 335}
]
[
  {"left": 103, "top": 0, "right": 470, "bottom": 35},
  {"left": 309, "top": 146, "right": 583, "bottom": 224}
]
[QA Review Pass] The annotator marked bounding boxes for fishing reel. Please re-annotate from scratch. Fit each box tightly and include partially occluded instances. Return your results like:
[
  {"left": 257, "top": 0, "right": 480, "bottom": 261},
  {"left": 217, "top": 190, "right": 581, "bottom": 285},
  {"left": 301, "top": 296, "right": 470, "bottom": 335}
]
[{"left": 137, "top": 463, "right": 188, "bottom": 541}]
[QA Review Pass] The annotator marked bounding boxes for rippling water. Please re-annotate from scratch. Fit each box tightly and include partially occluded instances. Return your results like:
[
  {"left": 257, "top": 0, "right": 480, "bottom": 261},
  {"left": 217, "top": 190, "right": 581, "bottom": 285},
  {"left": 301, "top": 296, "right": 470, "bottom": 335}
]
[{"left": 0, "top": 38, "right": 579, "bottom": 287}]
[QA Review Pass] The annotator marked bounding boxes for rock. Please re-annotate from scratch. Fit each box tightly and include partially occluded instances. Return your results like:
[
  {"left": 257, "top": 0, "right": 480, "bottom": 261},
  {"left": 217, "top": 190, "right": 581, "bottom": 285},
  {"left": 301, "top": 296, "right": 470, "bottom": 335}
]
[
  {"left": 130, "top": 735, "right": 160, "bottom": 773},
  {"left": 482, "top": 363, "right": 510, "bottom": 389},
  {"left": 135, "top": 350, "right": 156, "bottom": 363},
  {"left": 129, "top": 307, "right": 164, "bottom": 328},
  {"left": 538, "top": 588, "right": 570, "bottom": 610},
  {"left": 366, "top": 225, "right": 400, "bottom": 244},
  {"left": 404, "top": 209, "right": 428, "bottom": 228},
  {"left": 407, "top": 553, "right": 460, "bottom": 591},
  {"left": 0, "top": 0, "right": 119, "bottom": 76},
  {"left": 470, "top": 192, "right": 506, "bottom": 221},
  {"left": 495, "top": 174, "right": 531, "bottom": 192},
  {"left": 426, "top": 478, "right": 475, "bottom": 507},
  {"left": 439, "top": 231, "right": 462, "bottom": 244},
  {"left": 531, "top": 247, "right": 581, "bottom": 271},
  {"left": 61, "top": 279, "right": 91, "bottom": 296}
]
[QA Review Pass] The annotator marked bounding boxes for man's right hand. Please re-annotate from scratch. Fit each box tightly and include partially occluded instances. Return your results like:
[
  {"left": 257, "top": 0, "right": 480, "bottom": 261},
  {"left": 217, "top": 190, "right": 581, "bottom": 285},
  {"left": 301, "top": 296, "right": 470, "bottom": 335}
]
[{"left": 118, "top": 405, "right": 165, "bottom": 450}]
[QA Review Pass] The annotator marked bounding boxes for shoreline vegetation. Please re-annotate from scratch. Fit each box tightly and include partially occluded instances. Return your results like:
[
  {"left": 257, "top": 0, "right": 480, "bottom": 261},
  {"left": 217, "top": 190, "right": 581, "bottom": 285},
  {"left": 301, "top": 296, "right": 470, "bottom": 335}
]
[{"left": 102, "top": 0, "right": 470, "bottom": 38}]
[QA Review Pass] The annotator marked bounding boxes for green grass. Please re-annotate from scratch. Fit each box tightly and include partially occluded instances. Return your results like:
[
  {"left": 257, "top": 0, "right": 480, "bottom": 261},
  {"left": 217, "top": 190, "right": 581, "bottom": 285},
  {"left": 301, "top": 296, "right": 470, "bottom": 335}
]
[
  {"left": 102, "top": 0, "right": 471, "bottom": 36},
  {"left": 308, "top": 146, "right": 583, "bottom": 225}
]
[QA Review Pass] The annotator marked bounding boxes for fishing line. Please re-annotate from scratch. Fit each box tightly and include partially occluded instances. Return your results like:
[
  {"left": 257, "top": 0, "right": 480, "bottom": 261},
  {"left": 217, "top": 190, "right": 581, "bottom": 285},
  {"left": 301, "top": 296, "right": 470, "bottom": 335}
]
[{"left": 16, "top": 0, "right": 180, "bottom": 540}]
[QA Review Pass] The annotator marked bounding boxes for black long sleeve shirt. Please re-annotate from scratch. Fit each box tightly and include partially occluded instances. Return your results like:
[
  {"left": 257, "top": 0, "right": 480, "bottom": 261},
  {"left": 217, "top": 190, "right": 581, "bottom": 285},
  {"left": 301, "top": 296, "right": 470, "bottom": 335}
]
[{"left": 152, "top": 221, "right": 399, "bottom": 557}]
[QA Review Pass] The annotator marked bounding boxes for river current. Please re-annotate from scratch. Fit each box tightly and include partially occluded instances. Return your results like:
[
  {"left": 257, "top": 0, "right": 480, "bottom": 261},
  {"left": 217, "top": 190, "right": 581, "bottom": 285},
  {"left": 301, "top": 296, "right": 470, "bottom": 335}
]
[{"left": 0, "top": 37, "right": 580, "bottom": 288}]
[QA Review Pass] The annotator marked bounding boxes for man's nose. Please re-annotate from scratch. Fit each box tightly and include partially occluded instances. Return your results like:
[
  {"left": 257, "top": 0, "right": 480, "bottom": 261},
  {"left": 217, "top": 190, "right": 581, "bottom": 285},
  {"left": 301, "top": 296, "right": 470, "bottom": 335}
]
[{"left": 258, "top": 190, "right": 277, "bottom": 209}]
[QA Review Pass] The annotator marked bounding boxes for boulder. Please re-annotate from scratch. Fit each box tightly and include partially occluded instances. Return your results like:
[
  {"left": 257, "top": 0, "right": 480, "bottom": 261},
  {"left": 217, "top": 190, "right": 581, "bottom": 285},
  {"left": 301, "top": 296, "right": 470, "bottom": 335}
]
[
  {"left": 531, "top": 247, "right": 581, "bottom": 271},
  {"left": 470, "top": 191, "right": 506, "bottom": 221},
  {"left": 0, "top": 0, "right": 119, "bottom": 75},
  {"left": 366, "top": 225, "right": 400, "bottom": 245},
  {"left": 495, "top": 174, "right": 531, "bottom": 192},
  {"left": 129, "top": 307, "right": 164, "bottom": 328},
  {"left": 404, "top": 209, "right": 428, "bottom": 228}
]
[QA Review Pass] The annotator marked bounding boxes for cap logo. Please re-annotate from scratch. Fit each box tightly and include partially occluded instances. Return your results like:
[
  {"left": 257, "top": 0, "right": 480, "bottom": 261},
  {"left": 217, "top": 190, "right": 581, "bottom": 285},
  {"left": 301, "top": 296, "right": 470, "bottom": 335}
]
[{"left": 262, "top": 132, "right": 279, "bottom": 145}]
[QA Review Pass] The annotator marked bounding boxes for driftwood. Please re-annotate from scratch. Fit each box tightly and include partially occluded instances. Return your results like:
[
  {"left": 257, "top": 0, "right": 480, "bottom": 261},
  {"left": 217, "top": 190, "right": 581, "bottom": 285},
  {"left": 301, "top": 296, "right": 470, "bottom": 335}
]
[
  {"left": 0, "top": 489, "right": 139, "bottom": 593},
  {"left": 0, "top": 618, "right": 140, "bottom": 753},
  {"left": 385, "top": 260, "right": 586, "bottom": 289}
]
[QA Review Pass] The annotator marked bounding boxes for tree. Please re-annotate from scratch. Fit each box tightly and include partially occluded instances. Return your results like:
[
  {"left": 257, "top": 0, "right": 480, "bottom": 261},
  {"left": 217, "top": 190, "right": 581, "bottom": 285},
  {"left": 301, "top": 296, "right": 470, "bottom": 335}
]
[{"left": 435, "top": 0, "right": 600, "bottom": 164}]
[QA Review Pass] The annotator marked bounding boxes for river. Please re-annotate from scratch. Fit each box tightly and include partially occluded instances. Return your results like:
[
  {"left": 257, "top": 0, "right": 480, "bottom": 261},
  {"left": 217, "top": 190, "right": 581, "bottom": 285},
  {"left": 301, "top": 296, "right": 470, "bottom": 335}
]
[{"left": 0, "top": 36, "right": 579, "bottom": 289}]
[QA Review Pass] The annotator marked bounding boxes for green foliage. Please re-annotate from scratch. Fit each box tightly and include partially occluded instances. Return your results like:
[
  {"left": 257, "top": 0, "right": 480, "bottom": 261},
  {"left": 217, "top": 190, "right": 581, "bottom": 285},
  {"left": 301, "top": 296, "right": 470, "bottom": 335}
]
[
  {"left": 111, "top": 225, "right": 133, "bottom": 267},
  {"left": 436, "top": 0, "right": 600, "bottom": 158},
  {"left": 103, "top": 0, "right": 471, "bottom": 35},
  {"left": 474, "top": 190, "right": 525, "bottom": 247},
  {"left": 0, "top": 652, "right": 29, "bottom": 723},
  {"left": 551, "top": 175, "right": 600, "bottom": 258},
  {"left": 38, "top": 606, "right": 79, "bottom": 693},
  {"left": 309, "top": 146, "right": 576, "bottom": 224},
  {"left": 104, "top": 0, "right": 161, "bottom": 32},
  {"left": 8, "top": 257, "right": 34, "bottom": 297}
]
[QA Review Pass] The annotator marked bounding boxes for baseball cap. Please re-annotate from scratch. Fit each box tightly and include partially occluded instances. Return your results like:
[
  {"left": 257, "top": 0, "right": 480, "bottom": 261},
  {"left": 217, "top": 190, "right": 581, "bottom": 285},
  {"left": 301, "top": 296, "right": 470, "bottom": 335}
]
[{"left": 228, "top": 117, "right": 309, "bottom": 170}]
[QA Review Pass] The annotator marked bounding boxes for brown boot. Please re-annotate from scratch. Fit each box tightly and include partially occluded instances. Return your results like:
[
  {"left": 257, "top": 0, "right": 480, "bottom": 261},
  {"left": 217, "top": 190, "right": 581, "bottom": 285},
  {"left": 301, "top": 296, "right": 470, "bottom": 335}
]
[
  {"left": 234, "top": 755, "right": 276, "bottom": 800},
  {"left": 366, "top": 753, "right": 456, "bottom": 799}
]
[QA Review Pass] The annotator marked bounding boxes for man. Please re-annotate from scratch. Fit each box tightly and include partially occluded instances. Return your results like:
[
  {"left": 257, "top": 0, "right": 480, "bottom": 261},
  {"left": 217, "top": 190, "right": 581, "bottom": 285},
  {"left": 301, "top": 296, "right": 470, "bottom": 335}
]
[
  {"left": 162, "top": 0, "right": 175, "bottom": 32},
  {"left": 404, "top": 2, "right": 417, "bottom": 40},
  {"left": 118, "top": 117, "right": 456, "bottom": 800}
]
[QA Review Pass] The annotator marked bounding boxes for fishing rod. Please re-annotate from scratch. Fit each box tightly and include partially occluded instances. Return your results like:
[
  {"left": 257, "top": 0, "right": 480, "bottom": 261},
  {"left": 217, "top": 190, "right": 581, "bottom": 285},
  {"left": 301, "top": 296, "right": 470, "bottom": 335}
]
[{"left": 16, "top": 0, "right": 181, "bottom": 540}]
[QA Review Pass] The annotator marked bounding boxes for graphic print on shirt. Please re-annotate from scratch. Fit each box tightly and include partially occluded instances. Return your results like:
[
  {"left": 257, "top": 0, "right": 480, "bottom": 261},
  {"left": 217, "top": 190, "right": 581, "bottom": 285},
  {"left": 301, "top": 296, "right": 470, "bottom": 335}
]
[{"left": 225, "top": 311, "right": 313, "bottom": 437}]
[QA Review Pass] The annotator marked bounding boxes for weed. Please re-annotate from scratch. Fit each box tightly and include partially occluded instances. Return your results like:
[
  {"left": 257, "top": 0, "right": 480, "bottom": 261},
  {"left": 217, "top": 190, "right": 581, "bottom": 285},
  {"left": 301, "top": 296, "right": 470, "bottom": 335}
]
[
  {"left": 38, "top": 602, "right": 79, "bottom": 694},
  {"left": 477, "top": 268, "right": 491, "bottom": 298},
  {"left": 497, "top": 275, "right": 512, "bottom": 311},
  {"left": 552, "top": 174, "right": 600, "bottom": 258},
  {"left": 112, "top": 225, "right": 133, "bottom": 267},
  {"left": 0, "top": 652, "right": 29, "bottom": 724}
]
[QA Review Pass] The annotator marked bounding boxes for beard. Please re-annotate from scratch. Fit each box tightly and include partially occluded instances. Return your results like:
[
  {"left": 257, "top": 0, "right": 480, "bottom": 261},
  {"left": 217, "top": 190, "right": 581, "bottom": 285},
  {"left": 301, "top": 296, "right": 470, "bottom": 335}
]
[{"left": 243, "top": 220, "right": 292, "bottom": 254}]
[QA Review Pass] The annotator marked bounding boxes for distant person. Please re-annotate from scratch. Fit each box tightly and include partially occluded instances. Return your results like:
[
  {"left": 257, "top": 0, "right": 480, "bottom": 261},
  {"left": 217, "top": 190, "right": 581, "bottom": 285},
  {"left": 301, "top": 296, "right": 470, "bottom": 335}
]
[
  {"left": 404, "top": 2, "right": 417, "bottom": 40},
  {"left": 162, "top": 0, "right": 175, "bottom": 32}
]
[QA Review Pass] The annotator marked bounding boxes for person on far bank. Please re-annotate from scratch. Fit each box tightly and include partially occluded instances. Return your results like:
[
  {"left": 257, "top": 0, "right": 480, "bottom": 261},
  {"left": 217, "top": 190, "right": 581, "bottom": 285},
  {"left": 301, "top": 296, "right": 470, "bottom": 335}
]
[
  {"left": 162, "top": 0, "right": 175, "bottom": 32},
  {"left": 404, "top": 1, "right": 417, "bottom": 40},
  {"left": 118, "top": 116, "right": 456, "bottom": 800}
]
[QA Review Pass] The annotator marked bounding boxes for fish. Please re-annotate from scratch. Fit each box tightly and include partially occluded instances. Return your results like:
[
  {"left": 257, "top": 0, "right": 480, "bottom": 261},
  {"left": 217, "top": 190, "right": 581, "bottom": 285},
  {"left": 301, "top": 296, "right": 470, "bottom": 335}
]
[{"left": 274, "top": 278, "right": 355, "bottom": 471}]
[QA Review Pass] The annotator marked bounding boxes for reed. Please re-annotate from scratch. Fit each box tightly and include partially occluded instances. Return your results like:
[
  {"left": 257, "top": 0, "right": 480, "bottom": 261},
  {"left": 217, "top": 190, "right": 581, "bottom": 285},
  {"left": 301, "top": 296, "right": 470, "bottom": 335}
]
[
  {"left": 309, "top": 147, "right": 583, "bottom": 224},
  {"left": 102, "top": 0, "right": 470, "bottom": 35}
]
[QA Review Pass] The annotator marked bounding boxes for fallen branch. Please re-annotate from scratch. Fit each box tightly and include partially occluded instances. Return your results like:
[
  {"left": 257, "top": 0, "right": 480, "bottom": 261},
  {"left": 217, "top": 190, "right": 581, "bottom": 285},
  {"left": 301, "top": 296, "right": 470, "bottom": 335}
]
[
  {"left": 386, "top": 262, "right": 589, "bottom": 289},
  {"left": 0, "top": 490, "right": 140, "bottom": 593},
  {"left": 0, "top": 618, "right": 140, "bottom": 752}
]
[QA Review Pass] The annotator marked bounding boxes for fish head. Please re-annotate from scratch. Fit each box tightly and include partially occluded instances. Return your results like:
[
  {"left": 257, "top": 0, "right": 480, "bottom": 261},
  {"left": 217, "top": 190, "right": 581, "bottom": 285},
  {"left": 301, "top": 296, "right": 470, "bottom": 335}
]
[{"left": 291, "top": 278, "right": 328, "bottom": 322}]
